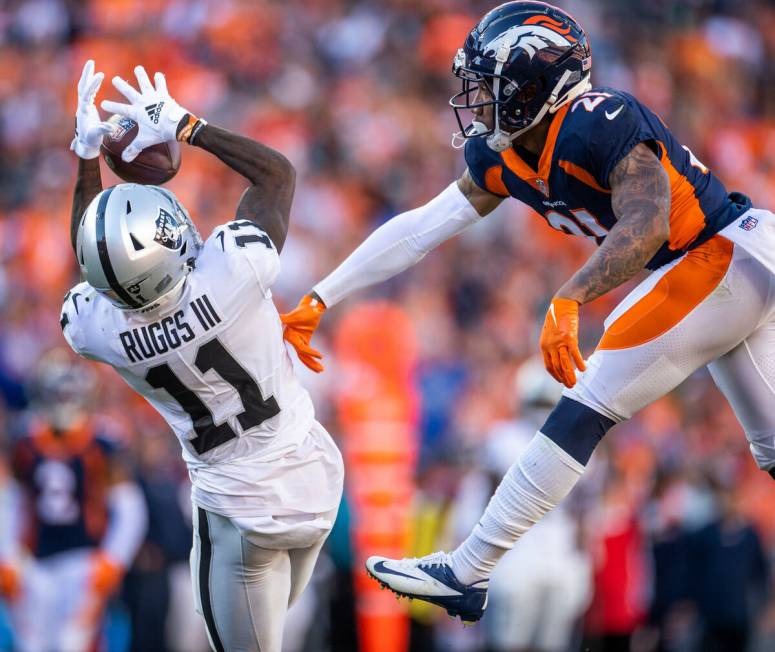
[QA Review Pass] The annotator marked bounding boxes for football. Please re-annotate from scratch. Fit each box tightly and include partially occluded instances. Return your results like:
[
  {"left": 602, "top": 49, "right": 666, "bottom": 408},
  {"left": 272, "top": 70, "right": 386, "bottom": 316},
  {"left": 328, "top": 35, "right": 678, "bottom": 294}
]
[{"left": 101, "top": 114, "right": 181, "bottom": 185}]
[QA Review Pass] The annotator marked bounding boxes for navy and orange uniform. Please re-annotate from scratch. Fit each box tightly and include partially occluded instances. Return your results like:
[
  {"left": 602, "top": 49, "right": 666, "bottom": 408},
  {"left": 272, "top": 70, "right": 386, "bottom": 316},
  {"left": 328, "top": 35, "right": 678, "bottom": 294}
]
[
  {"left": 11, "top": 423, "right": 115, "bottom": 559},
  {"left": 465, "top": 87, "right": 751, "bottom": 270}
]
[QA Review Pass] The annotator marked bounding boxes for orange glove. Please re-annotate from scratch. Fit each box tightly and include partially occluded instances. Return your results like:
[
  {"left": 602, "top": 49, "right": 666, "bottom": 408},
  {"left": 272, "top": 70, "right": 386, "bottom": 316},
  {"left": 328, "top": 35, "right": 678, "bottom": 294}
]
[
  {"left": 0, "top": 562, "right": 20, "bottom": 602},
  {"left": 539, "top": 297, "right": 587, "bottom": 389},
  {"left": 280, "top": 294, "right": 326, "bottom": 372},
  {"left": 91, "top": 551, "right": 124, "bottom": 597}
]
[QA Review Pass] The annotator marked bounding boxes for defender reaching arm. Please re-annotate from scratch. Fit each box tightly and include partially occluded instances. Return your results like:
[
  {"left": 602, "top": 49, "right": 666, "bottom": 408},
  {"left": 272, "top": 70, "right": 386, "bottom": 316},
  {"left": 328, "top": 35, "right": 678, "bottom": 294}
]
[
  {"left": 280, "top": 168, "right": 504, "bottom": 371},
  {"left": 540, "top": 143, "right": 671, "bottom": 387}
]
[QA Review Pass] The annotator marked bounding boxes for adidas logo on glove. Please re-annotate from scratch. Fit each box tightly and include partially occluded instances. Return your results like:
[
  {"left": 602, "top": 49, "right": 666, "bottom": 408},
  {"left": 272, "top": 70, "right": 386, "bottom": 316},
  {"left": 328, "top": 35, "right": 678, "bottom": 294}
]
[{"left": 145, "top": 101, "right": 164, "bottom": 124}]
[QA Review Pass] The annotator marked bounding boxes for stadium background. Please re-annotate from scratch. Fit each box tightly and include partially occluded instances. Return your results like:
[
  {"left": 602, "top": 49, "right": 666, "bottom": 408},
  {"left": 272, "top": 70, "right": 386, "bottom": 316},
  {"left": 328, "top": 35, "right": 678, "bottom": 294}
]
[{"left": 2, "top": 0, "right": 775, "bottom": 650}]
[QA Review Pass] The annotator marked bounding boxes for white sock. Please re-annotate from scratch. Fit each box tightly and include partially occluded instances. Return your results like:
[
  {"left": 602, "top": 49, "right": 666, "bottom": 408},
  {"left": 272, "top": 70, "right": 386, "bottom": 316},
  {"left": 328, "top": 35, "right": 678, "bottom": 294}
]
[{"left": 450, "top": 432, "right": 585, "bottom": 585}]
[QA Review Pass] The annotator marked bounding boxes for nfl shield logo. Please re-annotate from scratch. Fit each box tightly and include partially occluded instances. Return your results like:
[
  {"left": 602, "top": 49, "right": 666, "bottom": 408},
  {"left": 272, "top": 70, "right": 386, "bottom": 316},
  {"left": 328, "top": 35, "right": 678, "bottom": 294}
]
[{"left": 739, "top": 216, "right": 758, "bottom": 231}]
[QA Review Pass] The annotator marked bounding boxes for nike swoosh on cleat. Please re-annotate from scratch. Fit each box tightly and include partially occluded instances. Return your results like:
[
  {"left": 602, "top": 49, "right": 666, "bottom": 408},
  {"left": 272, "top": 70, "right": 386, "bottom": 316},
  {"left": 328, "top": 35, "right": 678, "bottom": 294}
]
[
  {"left": 605, "top": 105, "right": 624, "bottom": 120},
  {"left": 371, "top": 560, "right": 422, "bottom": 581}
]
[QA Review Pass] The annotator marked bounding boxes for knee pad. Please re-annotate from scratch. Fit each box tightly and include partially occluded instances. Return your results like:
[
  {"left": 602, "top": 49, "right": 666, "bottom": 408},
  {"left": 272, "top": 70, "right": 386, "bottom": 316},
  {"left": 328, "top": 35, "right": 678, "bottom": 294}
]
[{"left": 540, "top": 397, "right": 617, "bottom": 465}]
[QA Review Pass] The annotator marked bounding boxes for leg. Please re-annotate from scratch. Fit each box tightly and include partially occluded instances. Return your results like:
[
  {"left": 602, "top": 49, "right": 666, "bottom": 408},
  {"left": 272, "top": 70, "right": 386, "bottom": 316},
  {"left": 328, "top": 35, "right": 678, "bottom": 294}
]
[
  {"left": 708, "top": 317, "right": 775, "bottom": 473},
  {"left": 286, "top": 507, "right": 337, "bottom": 607},
  {"left": 450, "top": 237, "right": 770, "bottom": 584},
  {"left": 366, "top": 238, "right": 773, "bottom": 620},
  {"left": 192, "top": 506, "right": 292, "bottom": 652}
]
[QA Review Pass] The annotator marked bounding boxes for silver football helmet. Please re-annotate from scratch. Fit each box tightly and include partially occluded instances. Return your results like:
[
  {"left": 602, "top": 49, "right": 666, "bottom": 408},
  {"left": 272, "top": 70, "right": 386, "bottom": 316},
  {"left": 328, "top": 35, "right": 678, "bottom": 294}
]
[{"left": 76, "top": 184, "right": 202, "bottom": 310}]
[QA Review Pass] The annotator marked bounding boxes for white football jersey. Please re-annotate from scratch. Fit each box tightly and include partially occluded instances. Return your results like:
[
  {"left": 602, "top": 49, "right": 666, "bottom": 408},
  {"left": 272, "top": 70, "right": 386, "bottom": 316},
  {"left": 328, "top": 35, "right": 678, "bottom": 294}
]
[{"left": 61, "top": 220, "right": 342, "bottom": 518}]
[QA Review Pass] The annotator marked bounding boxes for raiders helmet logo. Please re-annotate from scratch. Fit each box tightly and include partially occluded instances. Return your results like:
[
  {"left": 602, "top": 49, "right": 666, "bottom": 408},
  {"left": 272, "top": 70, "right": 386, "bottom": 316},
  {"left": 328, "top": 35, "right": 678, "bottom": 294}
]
[{"left": 154, "top": 208, "right": 183, "bottom": 250}]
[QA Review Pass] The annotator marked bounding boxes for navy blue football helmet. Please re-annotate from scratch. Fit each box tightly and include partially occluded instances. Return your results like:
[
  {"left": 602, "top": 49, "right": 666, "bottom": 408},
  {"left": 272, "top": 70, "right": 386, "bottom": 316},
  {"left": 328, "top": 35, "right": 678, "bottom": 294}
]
[{"left": 451, "top": 1, "right": 592, "bottom": 151}]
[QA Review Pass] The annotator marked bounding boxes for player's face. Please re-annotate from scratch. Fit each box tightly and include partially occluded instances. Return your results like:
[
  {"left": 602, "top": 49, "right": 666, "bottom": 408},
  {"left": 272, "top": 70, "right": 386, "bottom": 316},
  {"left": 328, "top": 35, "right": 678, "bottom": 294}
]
[{"left": 471, "top": 82, "right": 495, "bottom": 130}]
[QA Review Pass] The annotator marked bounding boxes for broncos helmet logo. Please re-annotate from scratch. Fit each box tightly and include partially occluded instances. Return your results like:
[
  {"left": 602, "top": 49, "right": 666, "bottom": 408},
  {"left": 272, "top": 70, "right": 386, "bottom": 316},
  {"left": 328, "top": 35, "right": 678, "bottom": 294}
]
[
  {"left": 483, "top": 24, "right": 573, "bottom": 60},
  {"left": 154, "top": 208, "right": 183, "bottom": 250}
]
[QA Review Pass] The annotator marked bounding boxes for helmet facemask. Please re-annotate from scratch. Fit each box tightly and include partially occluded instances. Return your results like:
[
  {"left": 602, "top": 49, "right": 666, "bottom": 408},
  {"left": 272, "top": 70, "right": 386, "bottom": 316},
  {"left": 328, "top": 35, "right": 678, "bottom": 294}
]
[
  {"left": 451, "top": 45, "right": 590, "bottom": 152},
  {"left": 449, "top": 2, "right": 593, "bottom": 152}
]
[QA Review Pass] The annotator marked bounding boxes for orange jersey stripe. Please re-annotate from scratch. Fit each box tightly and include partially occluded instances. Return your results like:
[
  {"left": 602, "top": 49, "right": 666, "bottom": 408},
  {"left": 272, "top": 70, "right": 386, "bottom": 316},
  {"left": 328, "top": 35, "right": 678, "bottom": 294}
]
[
  {"left": 598, "top": 235, "right": 733, "bottom": 350},
  {"left": 658, "top": 142, "right": 707, "bottom": 250},
  {"left": 484, "top": 165, "right": 509, "bottom": 197},
  {"left": 501, "top": 104, "right": 570, "bottom": 196},
  {"left": 558, "top": 160, "right": 611, "bottom": 194}
]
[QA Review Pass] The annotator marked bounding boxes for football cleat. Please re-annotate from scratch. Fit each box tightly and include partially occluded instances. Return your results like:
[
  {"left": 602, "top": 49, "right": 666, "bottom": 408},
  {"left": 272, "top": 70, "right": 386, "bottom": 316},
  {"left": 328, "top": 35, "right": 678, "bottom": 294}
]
[{"left": 365, "top": 552, "right": 488, "bottom": 623}]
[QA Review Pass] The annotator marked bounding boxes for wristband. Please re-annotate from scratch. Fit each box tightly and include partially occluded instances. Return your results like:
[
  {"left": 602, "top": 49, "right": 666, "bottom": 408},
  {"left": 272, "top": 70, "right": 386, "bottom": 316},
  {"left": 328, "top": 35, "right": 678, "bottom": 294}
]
[{"left": 176, "top": 113, "right": 208, "bottom": 144}]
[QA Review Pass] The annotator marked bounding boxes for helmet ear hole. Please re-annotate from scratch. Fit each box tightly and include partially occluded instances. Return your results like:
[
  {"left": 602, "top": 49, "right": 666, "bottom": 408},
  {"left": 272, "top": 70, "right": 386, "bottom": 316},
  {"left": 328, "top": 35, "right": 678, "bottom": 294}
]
[{"left": 180, "top": 241, "right": 187, "bottom": 257}]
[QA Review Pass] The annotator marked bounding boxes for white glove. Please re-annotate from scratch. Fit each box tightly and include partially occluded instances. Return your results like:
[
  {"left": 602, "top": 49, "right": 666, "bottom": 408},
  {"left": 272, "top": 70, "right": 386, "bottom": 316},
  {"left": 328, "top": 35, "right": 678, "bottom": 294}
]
[
  {"left": 101, "top": 66, "right": 189, "bottom": 162},
  {"left": 70, "top": 60, "right": 115, "bottom": 160}
]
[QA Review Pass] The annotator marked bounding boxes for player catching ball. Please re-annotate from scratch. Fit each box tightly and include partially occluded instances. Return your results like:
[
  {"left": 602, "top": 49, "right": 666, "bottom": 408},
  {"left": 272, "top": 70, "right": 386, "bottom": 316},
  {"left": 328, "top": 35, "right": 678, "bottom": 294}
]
[
  {"left": 281, "top": 1, "right": 775, "bottom": 623},
  {"left": 64, "top": 60, "right": 344, "bottom": 652}
]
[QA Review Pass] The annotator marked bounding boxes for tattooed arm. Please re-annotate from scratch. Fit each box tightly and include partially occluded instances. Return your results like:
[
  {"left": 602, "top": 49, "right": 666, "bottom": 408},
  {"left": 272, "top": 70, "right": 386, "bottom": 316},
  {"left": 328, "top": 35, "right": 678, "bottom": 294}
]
[
  {"left": 555, "top": 143, "right": 671, "bottom": 304},
  {"left": 71, "top": 158, "right": 103, "bottom": 254}
]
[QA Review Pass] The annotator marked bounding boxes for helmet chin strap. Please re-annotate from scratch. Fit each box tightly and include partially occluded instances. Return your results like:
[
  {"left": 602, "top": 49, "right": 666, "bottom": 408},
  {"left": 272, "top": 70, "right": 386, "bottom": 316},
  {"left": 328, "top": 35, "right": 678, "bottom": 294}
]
[
  {"left": 451, "top": 121, "right": 490, "bottom": 149},
  {"left": 486, "top": 71, "right": 591, "bottom": 152}
]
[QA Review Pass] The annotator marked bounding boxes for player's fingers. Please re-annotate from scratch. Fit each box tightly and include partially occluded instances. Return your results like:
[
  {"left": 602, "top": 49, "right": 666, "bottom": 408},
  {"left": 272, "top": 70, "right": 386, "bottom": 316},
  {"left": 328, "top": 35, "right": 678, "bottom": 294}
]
[
  {"left": 570, "top": 342, "right": 586, "bottom": 372},
  {"left": 121, "top": 142, "right": 141, "bottom": 163},
  {"left": 153, "top": 71, "right": 168, "bottom": 95},
  {"left": 541, "top": 349, "right": 554, "bottom": 377},
  {"left": 547, "top": 348, "right": 564, "bottom": 385},
  {"left": 84, "top": 72, "right": 104, "bottom": 102},
  {"left": 100, "top": 100, "right": 135, "bottom": 119},
  {"left": 558, "top": 347, "right": 576, "bottom": 388},
  {"left": 282, "top": 327, "right": 309, "bottom": 348},
  {"left": 299, "top": 353, "right": 324, "bottom": 373},
  {"left": 298, "top": 342, "right": 323, "bottom": 359},
  {"left": 134, "top": 65, "right": 154, "bottom": 93},
  {"left": 97, "top": 121, "right": 116, "bottom": 134},
  {"left": 111, "top": 76, "right": 141, "bottom": 103},
  {"left": 78, "top": 59, "right": 95, "bottom": 93}
]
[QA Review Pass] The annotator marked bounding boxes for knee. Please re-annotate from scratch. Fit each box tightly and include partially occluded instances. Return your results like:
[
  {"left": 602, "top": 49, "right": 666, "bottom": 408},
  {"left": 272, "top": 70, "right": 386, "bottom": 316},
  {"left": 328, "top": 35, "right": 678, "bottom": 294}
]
[{"left": 540, "top": 397, "right": 617, "bottom": 465}]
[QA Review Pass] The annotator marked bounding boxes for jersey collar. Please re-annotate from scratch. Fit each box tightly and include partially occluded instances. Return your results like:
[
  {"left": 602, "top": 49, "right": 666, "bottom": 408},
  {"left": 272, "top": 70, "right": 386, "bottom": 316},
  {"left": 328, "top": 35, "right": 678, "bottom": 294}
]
[{"left": 499, "top": 104, "right": 570, "bottom": 197}]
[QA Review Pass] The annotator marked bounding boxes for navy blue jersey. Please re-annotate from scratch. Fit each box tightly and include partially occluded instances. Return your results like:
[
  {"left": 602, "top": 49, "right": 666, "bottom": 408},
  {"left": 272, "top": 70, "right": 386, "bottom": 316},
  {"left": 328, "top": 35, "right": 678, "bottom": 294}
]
[
  {"left": 12, "top": 426, "right": 115, "bottom": 558},
  {"left": 465, "top": 87, "right": 751, "bottom": 270}
]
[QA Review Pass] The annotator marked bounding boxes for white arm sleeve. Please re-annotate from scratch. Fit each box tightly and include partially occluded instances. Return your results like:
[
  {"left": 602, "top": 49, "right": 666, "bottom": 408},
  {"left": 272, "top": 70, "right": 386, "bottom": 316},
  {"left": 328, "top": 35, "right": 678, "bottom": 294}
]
[
  {"left": 313, "top": 182, "right": 483, "bottom": 307},
  {"left": 100, "top": 481, "right": 148, "bottom": 567}
]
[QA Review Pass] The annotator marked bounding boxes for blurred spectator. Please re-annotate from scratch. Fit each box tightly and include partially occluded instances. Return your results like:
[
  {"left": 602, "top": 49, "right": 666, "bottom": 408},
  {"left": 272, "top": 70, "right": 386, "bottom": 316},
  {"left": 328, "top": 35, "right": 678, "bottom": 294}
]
[
  {"left": 0, "top": 350, "right": 147, "bottom": 652},
  {"left": 122, "top": 432, "right": 205, "bottom": 652},
  {"left": 689, "top": 478, "right": 770, "bottom": 652}
]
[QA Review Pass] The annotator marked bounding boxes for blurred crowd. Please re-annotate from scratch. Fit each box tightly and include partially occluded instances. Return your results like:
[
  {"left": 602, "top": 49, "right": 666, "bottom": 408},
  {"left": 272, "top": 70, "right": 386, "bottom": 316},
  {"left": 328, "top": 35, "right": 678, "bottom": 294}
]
[{"left": 2, "top": 0, "right": 775, "bottom": 650}]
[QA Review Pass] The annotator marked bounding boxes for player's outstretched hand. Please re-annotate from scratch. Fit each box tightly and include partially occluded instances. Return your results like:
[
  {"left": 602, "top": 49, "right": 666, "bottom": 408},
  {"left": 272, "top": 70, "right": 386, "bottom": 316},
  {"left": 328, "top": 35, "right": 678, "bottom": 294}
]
[
  {"left": 540, "top": 297, "right": 586, "bottom": 388},
  {"left": 70, "top": 60, "right": 115, "bottom": 160},
  {"left": 281, "top": 294, "right": 326, "bottom": 373},
  {"left": 101, "top": 65, "right": 189, "bottom": 162},
  {"left": 0, "top": 561, "right": 20, "bottom": 602},
  {"left": 91, "top": 551, "right": 124, "bottom": 597}
]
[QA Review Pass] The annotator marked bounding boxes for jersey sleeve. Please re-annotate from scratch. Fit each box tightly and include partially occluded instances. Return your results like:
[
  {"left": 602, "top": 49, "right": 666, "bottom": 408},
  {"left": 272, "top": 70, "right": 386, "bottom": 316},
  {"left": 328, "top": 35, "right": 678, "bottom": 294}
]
[
  {"left": 568, "top": 91, "right": 662, "bottom": 189},
  {"left": 209, "top": 220, "right": 281, "bottom": 293},
  {"left": 464, "top": 137, "right": 509, "bottom": 197},
  {"left": 59, "top": 283, "right": 105, "bottom": 362}
]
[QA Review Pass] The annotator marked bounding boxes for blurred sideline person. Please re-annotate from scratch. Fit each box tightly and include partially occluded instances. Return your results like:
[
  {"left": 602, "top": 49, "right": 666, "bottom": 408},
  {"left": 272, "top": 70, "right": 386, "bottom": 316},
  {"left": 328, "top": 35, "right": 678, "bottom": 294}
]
[
  {"left": 282, "top": 1, "right": 775, "bottom": 623},
  {"left": 0, "top": 349, "right": 147, "bottom": 652},
  {"left": 61, "top": 61, "right": 344, "bottom": 652},
  {"left": 449, "top": 357, "right": 591, "bottom": 652}
]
